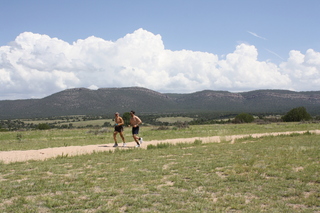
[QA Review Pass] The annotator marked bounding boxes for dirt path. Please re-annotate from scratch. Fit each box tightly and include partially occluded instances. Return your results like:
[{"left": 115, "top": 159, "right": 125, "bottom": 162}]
[{"left": 1, "top": 130, "right": 319, "bottom": 164}]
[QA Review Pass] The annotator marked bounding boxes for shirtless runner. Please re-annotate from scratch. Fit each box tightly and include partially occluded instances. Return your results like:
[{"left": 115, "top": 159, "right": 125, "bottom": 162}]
[
  {"left": 113, "top": 112, "right": 126, "bottom": 147},
  {"left": 130, "top": 110, "right": 143, "bottom": 147}
]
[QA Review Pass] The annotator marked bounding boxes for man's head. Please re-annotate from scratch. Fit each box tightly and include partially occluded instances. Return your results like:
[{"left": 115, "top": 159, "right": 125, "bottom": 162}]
[
  {"left": 115, "top": 112, "right": 119, "bottom": 117},
  {"left": 130, "top": 110, "right": 135, "bottom": 115}
]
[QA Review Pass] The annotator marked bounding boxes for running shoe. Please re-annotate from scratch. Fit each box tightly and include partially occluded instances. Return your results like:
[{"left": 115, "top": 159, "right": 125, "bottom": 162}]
[
  {"left": 113, "top": 144, "right": 118, "bottom": 147},
  {"left": 135, "top": 144, "right": 140, "bottom": 148},
  {"left": 139, "top": 137, "right": 143, "bottom": 144},
  {"left": 123, "top": 143, "right": 126, "bottom": 147}
]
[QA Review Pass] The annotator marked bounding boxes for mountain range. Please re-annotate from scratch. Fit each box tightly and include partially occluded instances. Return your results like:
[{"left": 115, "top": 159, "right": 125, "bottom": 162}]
[{"left": 0, "top": 87, "right": 319, "bottom": 119}]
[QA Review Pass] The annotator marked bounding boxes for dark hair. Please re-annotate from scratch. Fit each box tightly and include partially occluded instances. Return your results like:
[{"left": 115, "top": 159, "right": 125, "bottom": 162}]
[{"left": 130, "top": 110, "right": 135, "bottom": 114}]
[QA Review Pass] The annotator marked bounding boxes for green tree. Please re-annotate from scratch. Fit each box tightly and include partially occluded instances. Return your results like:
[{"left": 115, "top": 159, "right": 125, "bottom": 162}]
[
  {"left": 282, "top": 106, "right": 311, "bottom": 122},
  {"left": 234, "top": 113, "right": 254, "bottom": 123},
  {"left": 122, "top": 112, "right": 131, "bottom": 126}
]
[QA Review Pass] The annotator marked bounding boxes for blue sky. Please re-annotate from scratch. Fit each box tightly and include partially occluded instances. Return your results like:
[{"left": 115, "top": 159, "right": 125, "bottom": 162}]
[{"left": 1, "top": 0, "right": 320, "bottom": 100}]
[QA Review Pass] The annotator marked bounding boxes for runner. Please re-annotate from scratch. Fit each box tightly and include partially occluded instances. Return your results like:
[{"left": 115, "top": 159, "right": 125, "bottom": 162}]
[
  {"left": 130, "top": 110, "right": 143, "bottom": 147},
  {"left": 113, "top": 112, "right": 126, "bottom": 147}
]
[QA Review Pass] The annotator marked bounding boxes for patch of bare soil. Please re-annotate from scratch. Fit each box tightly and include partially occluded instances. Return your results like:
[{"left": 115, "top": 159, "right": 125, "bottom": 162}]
[{"left": 0, "top": 130, "right": 319, "bottom": 164}]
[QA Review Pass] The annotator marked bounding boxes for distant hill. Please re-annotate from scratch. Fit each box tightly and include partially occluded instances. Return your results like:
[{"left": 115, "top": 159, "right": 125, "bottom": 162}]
[{"left": 0, "top": 87, "right": 319, "bottom": 119}]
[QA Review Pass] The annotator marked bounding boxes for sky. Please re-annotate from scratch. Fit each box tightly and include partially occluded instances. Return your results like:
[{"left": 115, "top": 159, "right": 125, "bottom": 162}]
[{"left": 1, "top": 0, "right": 320, "bottom": 100}]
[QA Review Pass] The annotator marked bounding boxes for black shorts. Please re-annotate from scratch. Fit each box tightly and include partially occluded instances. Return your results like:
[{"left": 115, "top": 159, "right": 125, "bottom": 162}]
[
  {"left": 114, "top": 125, "right": 123, "bottom": 133},
  {"left": 132, "top": 126, "right": 139, "bottom": 135}
]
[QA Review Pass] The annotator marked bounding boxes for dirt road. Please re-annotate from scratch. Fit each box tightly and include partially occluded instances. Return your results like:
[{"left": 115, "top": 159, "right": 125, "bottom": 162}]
[{"left": 1, "top": 130, "right": 319, "bottom": 164}]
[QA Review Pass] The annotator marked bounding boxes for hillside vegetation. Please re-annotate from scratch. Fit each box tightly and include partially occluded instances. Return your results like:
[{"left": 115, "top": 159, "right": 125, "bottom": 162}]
[{"left": 0, "top": 87, "right": 319, "bottom": 119}]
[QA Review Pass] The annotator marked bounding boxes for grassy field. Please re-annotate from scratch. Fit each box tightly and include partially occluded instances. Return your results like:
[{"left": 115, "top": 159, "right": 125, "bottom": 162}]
[
  {"left": 156, "top": 116, "right": 194, "bottom": 123},
  {"left": 0, "top": 129, "right": 319, "bottom": 212},
  {"left": 0, "top": 122, "right": 319, "bottom": 151},
  {"left": 22, "top": 118, "right": 114, "bottom": 127}
]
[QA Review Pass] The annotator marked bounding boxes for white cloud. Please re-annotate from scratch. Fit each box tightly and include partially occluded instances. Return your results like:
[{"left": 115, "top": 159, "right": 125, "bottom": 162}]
[
  {"left": 0, "top": 28, "right": 319, "bottom": 100},
  {"left": 217, "top": 44, "right": 291, "bottom": 90},
  {"left": 279, "top": 49, "right": 320, "bottom": 91},
  {"left": 88, "top": 85, "right": 99, "bottom": 90}
]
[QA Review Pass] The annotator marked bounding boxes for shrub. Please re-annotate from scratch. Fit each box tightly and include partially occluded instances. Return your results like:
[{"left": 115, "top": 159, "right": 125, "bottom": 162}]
[
  {"left": 16, "top": 133, "right": 22, "bottom": 141},
  {"left": 174, "top": 121, "right": 189, "bottom": 129},
  {"left": 194, "top": 139, "right": 202, "bottom": 145},
  {"left": 155, "top": 126, "right": 170, "bottom": 130},
  {"left": 234, "top": 113, "right": 254, "bottom": 123},
  {"left": 102, "top": 122, "right": 112, "bottom": 127},
  {"left": 282, "top": 107, "right": 312, "bottom": 122},
  {"left": 36, "top": 123, "right": 51, "bottom": 130}
]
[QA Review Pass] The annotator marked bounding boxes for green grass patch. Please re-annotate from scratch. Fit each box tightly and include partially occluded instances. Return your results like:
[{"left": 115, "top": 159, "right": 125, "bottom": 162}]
[
  {"left": 156, "top": 116, "right": 194, "bottom": 123},
  {"left": 147, "top": 142, "right": 172, "bottom": 149},
  {"left": 0, "top": 133, "right": 319, "bottom": 212}
]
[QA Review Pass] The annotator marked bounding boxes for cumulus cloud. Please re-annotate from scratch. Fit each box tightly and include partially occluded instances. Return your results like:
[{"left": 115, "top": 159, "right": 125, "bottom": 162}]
[
  {"left": 280, "top": 49, "right": 320, "bottom": 90},
  {"left": 217, "top": 44, "right": 291, "bottom": 90},
  {"left": 0, "top": 28, "right": 320, "bottom": 100}
]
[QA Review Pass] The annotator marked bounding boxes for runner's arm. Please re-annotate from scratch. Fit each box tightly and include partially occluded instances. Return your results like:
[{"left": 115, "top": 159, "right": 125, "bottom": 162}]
[{"left": 118, "top": 117, "right": 124, "bottom": 126}]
